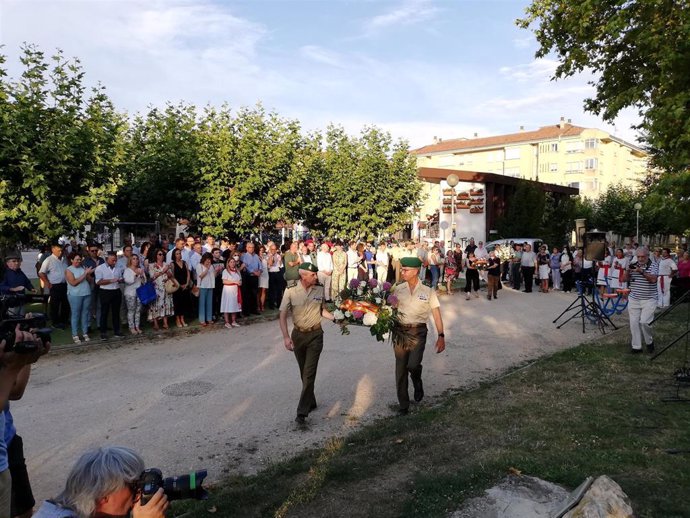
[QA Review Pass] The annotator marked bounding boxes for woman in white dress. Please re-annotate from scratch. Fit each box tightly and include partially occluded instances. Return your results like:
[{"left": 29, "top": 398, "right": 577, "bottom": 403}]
[
  {"left": 258, "top": 245, "right": 269, "bottom": 312},
  {"left": 609, "top": 248, "right": 628, "bottom": 290},
  {"left": 596, "top": 248, "right": 613, "bottom": 295},
  {"left": 221, "top": 257, "right": 243, "bottom": 328}
]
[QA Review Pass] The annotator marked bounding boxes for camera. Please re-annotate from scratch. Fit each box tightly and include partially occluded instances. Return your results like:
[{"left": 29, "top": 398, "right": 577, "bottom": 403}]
[
  {"left": 137, "top": 468, "right": 208, "bottom": 505},
  {"left": 0, "top": 294, "right": 52, "bottom": 354}
]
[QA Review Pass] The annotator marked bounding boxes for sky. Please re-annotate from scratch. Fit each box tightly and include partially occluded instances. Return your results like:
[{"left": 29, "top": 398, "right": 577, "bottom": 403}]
[{"left": 0, "top": 0, "right": 642, "bottom": 148}]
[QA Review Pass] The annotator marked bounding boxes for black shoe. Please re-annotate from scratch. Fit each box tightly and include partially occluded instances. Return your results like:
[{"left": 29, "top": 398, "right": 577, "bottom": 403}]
[
  {"left": 646, "top": 342, "right": 655, "bottom": 353},
  {"left": 113, "top": 333, "right": 125, "bottom": 339},
  {"left": 630, "top": 348, "right": 643, "bottom": 354},
  {"left": 295, "top": 414, "right": 307, "bottom": 425},
  {"left": 397, "top": 408, "right": 409, "bottom": 416},
  {"left": 100, "top": 334, "right": 108, "bottom": 341},
  {"left": 413, "top": 378, "right": 424, "bottom": 402}
]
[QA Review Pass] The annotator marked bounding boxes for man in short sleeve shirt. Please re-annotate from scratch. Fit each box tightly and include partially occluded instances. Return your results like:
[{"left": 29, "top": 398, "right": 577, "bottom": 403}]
[
  {"left": 627, "top": 247, "right": 659, "bottom": 353},
  {"left": 390, "top": 257, "right": 446, "bottom": 415},
  {"left": 279, "top": 263, "right": 335, "bottom": 425}
]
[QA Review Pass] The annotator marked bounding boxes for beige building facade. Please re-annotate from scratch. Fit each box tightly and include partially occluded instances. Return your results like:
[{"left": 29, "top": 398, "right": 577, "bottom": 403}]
[{"left": 413, "top": 118, "right": 648, "bottom": 198}]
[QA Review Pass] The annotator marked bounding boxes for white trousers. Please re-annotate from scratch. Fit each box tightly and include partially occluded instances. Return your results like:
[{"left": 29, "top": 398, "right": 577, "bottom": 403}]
[
  {"left": 627, "top": 297, "right": 656, "bottom": 350},
  {"left": 318, "top": 272, "right": 332, "bottom": 301},
  {"left": 657, "top": 275, "right": 672, "bottom": 308}
]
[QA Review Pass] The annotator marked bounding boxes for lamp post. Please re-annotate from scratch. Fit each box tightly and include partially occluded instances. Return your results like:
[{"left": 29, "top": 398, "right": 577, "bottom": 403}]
[
  {"left": 634, "top": 202, "right": 642, "bottom": 245},
  {"left": 446, "top": 174, "right": 459, "bottom": 248}
]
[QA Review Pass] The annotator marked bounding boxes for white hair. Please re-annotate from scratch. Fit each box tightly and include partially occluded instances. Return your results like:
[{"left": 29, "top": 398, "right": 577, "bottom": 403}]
[{"left": 52, "top": 446, "right": 145, "bottom": 518}]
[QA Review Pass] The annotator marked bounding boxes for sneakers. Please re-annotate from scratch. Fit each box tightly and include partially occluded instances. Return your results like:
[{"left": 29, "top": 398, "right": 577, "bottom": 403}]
[
  {"left": 224, "top": 323, "right": 233, "bottom": 329},
  {"left": 101, "top": 334, "right": 108, "bottom": 342},
  {"left": 232, "top": 322, "right": 241, "bottom": 327},
  {"left": 82, "top": 334, "right": 90, "bottom": 342},
  {"left": 72, "top": 335, "right": 81, "bottom": 344},
  {"left": 113, "top": 333, "right": 125, "bottom": 339}
]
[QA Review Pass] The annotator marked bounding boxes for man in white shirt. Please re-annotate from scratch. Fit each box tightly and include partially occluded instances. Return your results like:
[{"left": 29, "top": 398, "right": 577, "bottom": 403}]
[
  {"left": 316, "top": 243, "right": 333, "bottom": 301},
  {"left": 38, "top": 242, "right": 69, "bottom": 329},
  {"left": 166, "top": 238, "right": 188, "bottom": 264},
  {"left": 375, "top": 242, "right": 390, "bottom": 283},
  {"left": 203, "top": 235, "right": 216, "bottom": 253},
  {"left": 475, "top": 241, "right": 488, "bottom": 283},
  {"left": 95, "top": 251, "right": 124, "bottom": 340},
  {"left": 657, "top": 248, "right": 678, "bottom": 308}
]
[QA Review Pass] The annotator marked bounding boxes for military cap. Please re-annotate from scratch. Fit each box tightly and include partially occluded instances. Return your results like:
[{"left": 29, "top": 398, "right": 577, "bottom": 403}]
[
  {"left": 400, "top": 257, "right": 423, "bottom": 268},
  {"left": 4, "top": 251, "right": 21, "bottom": 261},
  {"left": 298, "top": 262, "right": 319, "bottom": 273}
]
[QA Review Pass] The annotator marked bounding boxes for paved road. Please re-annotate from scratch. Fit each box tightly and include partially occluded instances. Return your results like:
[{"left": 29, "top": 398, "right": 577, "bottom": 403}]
[{"left": 15, "top": 286, "right": 624, "bottom": 502}]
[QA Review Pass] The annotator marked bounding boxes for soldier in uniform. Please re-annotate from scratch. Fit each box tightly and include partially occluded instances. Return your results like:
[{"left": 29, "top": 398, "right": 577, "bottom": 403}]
[
  {"left": 390, "top": 256, "right": 446, "bottom": 415},
  {"left": 331, "top": 240, "right": 348, "bottom": 299},
  {"left": 279, "top": 262, "right": 336, "bottom": 425}
]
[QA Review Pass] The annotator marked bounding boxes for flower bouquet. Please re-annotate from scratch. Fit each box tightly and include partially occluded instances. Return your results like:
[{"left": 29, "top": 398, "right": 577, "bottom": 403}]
[
  {"left": 474, "top": 258, "right": 489, "bottom": 271},
  {"left": 329, "top": 278, "right": 400, "bottom": 342}
]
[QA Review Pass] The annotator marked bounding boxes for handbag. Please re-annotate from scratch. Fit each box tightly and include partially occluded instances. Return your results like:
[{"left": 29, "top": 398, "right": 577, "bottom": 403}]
[
  {"left": 165, "top": 278, "right": 180, "bottom": 294},
  {"left": 191, "top": 286, "right": 200, "bottom": 297},
  {"left": 136, "top": 282, "right": 156, "bottom": 305}
]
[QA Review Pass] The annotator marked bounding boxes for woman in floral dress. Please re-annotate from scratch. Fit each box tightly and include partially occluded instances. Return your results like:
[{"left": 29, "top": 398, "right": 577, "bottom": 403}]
[{"left": 148, "top": 248, "right": 174, "bottom": 330}]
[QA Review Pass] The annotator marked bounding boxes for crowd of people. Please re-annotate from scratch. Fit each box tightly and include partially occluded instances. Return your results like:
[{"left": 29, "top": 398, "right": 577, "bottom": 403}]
[{"left": 2, "top": 234, "right": 688, "bottom": 345}]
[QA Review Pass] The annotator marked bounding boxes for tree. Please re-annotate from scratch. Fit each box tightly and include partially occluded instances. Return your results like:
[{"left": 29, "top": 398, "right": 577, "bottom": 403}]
[
  {"left": 317, "top": 126, "right": 424, "bottom": 239},
  {"left": 541, "top": 192, "right": 577, "bottom": 247},
  {"left": 0, "top": 45, "right": 124, "bottom": 247},
  {"left": 589, "top": 183, "right": 639, "bottom": 238},
  {"left": 496, "top": 180, "right": 545, "bottom": 238},
  {"left": 518, "top": 1, "right": 690, "bottom": 174},
  {"left": 113, "top": 103, "right": 200, "bottom": 223},
  {"left": 195, "top": 105, "right": 311, "bottom": 236}
]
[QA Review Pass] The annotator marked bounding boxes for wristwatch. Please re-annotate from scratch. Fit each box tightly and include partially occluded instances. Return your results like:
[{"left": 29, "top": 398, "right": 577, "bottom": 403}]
[{"left": 438, "top": 333, "right": 445, "bottom": 338}]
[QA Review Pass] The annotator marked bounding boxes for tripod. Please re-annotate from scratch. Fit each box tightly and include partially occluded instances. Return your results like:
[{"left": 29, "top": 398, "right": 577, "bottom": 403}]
[
  {"left": 553, "top": 280, "right": 618, "bottom": 334},
  {"left": 650, "top": 290, "right": 690, "bottom": 403}
]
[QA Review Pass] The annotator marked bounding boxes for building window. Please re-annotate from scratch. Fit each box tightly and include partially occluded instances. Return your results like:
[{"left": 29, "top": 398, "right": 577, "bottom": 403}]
[
  {"left": 585, "top": 138, "right": 598, "bottom": 149},
  {"left": 585, "top": 158, "right": 598, "bottom": 170},
  {"left": 438, "top": 154, "right": 455, "bottom": 166},
  {"left": 566, "top": 141, "right": 584, "bottom": 154},
  {"left": 566, "top": 161, "right": 583, "bottom": 173},
  {"left": 487, "top": 150, "right": 504, "bottom": 162},
  {"left": 550, "top": 143, "right": 558, "bottom": 152},
  {"left": 505, "top": 147, "right": 520, "bottom": 160},
  {"left": 550, "top": 162, "right": 558, "bottom": 172}
]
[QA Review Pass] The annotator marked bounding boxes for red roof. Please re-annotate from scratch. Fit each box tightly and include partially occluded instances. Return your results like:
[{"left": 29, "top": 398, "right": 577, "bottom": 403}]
[{"left": 412, "top": 123, "right": 587, "bottom": 155}]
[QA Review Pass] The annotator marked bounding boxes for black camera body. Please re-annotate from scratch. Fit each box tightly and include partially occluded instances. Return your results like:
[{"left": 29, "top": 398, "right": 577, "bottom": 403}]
[
  {"left": 137, "top": 468, "right": 208, "bottom": 505},
  {"left": 0, "top": 296, "right": 52, "bottom": 354}
]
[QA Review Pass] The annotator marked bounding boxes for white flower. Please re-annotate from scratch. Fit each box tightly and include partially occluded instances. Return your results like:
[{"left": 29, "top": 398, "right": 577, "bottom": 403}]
[
  {"left": 357, "top": 288, "right": 363, "bottom": 296},
  {"left": 333, "top": 309, "right": 345, "bottom": 321},
  {"left": 375, "top": 297, "right": 382, "bottom": 304},
  {"left": 345, "top": 311, "right": 352, "bottom": 318},
  {"left": 382, "top": 332, "right": 390, "bottom": 340},
  {"left": 362, "top": 312, "right": 378, "bottom": 326},
  {"left": 359, "top": 281, "right": 367, "bottom": 288},
  {"left": 372, "top": 286, "right": 381, "bottom": 294}
]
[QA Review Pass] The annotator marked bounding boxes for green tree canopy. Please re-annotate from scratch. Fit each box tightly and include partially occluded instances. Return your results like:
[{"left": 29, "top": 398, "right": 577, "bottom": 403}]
[
  {"left": 518, "top": 0, "right": 690, "bottom": 174},
  {"left": 0, "top": 45, "right": 124, "bottom": 246}
]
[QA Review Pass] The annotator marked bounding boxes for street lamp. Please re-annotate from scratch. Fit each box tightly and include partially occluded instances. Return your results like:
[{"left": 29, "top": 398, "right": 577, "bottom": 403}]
[
  {"left": 446, "top": 174, "right": 459, "bottom": 248},
  {"left": 634, "top": 202, "right": 642, "bottom": 245}
]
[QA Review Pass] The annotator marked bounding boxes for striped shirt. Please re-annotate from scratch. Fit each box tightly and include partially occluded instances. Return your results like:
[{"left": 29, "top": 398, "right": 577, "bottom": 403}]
[{"left": 628, "top": 260, "right": 659, "bottom": 300}]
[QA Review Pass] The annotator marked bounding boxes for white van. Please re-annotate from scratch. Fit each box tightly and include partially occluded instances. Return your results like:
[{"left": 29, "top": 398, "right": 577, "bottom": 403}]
[{"left": 485, "top": 238, "right": 546, "bottom": 254}]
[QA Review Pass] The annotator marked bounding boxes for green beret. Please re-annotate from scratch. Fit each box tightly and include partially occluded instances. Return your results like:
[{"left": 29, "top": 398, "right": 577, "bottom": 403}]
[
  {"left": 299, "top": 262, "right": 318, "bottom": 273},
  {"left": 400, "top": 257, "right": 422, "bottom": 268}
]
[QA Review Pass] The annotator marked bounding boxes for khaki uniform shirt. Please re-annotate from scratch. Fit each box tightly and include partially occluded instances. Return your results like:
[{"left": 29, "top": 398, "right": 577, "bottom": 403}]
[
  {"left": 280, "top": 282, "right": 325, "bottom": 329},
  {"left": 332, "top": 250, "right": 347, "bottom": 273},
  {"left": 392, "top": 281, "right": 440, "bottom": 325}
]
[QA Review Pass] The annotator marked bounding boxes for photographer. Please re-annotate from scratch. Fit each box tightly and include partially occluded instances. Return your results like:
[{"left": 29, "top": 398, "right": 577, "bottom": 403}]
[
  {"left": 33, "top": 446, "right": 168, "bottom": 518},
  {"left": 626, "top": 247, "right": 659, "bottom": 354},
  {"left": 1, "top": 325, "right": 49, "bottom": 518}
]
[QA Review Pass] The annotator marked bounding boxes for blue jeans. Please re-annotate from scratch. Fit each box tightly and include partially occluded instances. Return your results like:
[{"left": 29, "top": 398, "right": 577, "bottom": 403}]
[
  {"left": 198, "top": 288, "right": 213, "bottom": 323},
  {"left": 68, "top": 293, "right": 91, "bottom": 336},
  {"left": 430, "top": 265, "right": 440, "bottom": 288}
]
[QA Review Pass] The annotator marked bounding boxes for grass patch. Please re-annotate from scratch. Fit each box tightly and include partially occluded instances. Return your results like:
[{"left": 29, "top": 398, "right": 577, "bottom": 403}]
[{"left": 172, "top": 307, "right": 690, "bottom": 518}]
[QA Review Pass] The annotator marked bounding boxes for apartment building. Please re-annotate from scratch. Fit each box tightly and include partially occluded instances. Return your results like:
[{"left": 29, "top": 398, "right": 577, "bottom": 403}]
[{"left": 412, "top": 118, "right": 648, "bottom": 198}]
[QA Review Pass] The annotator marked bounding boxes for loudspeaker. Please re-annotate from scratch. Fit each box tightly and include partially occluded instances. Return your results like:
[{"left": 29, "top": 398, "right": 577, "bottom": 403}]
[{"left": 584, "top": 231, "right": 606, "bottom": 261}]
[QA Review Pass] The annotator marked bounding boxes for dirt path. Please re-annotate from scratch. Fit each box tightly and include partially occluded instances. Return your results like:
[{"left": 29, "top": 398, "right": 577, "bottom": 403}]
[{"left": 16, "top": 286, "right": 625, "bottom": 502}]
